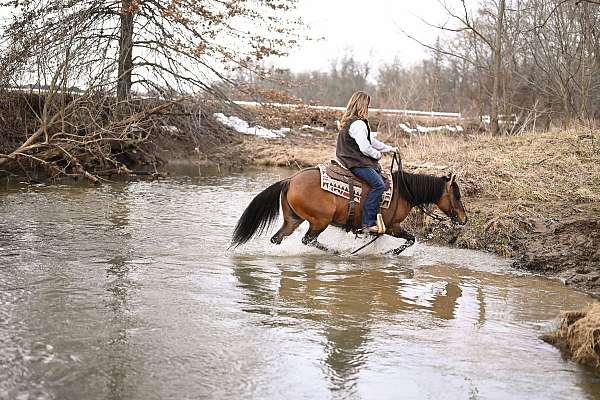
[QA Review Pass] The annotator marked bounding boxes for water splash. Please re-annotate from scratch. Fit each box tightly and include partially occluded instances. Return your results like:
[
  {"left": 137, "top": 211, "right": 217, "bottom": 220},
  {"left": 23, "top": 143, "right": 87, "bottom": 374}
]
[{"left": 231, "top": 221, "right": 416, "bottom": 257}]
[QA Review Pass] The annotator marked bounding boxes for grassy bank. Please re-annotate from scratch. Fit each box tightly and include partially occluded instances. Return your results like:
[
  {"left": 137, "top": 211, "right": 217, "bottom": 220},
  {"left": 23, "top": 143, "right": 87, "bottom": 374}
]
[
  {"left": 399, "top": 130, "right": 599, "bottom": 296},
  {"left": 397, "top": 129, "right": 599, "bottom": 251}
]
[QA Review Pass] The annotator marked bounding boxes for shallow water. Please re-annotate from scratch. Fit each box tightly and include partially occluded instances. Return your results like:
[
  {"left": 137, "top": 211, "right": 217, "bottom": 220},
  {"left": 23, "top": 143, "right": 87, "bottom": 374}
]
[{"left": 0, "top": 170, "right": 598, "bottom": 400}]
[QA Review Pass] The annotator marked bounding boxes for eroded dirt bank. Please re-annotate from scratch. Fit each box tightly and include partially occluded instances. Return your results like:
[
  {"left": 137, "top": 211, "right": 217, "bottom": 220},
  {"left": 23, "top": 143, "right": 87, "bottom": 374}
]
[{"left": 219, "top": 127, "right": 599, "bottom": 296}]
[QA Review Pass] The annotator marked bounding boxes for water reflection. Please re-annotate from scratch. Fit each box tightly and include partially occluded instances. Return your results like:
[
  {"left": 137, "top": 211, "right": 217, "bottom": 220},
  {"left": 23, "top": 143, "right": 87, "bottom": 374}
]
[
  {"left": 431, "top": 280, "right": 462, "bottom": 320},
  {"left": 230, "top": 249, "right": 600, "bottom": 399},
  {"left": 104, "top": 192, "right": 136, "bottom": 400},
  {"left": 231, "top": 256, "right": 473, "bottom": 395},
  {"left": 105, "top": 255, "right": 133, "bottom": 400}
]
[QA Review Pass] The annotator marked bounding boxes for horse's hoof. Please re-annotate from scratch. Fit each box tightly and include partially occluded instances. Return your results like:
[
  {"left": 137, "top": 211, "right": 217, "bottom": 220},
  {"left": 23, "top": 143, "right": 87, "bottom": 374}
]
[
  {"left": 386, "top": 246, "right": 407, "bottom": 255},
  {"left": 270, "top": 236, "right": 282, "bottom": 245}
]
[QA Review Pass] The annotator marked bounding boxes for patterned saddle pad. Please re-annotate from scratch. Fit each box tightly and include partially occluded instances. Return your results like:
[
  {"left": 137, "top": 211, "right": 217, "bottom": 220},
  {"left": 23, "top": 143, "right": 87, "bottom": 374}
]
[{"left": 317, "top": 163, "right": 393, "bottom": 209}]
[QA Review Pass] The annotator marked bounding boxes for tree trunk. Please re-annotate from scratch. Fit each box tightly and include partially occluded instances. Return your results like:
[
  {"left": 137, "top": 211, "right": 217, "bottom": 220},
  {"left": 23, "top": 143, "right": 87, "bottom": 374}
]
[
  {"left": 117, "top": 0, "right": 134, "bottom": 102},
  {"left": 490, "top": 0, "right": 506, "bottom": 135}
]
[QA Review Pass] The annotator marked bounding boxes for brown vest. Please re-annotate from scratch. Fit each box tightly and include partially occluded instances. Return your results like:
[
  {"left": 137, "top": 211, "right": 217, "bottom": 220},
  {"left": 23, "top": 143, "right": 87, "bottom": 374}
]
[{"left": 336, "top": 118, "right": 380, "bottom": 170}]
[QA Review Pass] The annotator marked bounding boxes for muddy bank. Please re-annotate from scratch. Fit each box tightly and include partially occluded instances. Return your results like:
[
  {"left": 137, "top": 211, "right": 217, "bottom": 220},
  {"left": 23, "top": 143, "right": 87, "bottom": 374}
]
[
  {"left": 219, "top": 127, "right": 600, "bottom": 296},
  {"left": 0, "top": 91, "right": 247, "bottom": 182},
  {"left": 514, "top": 216, "right": 600, "bottom": 293}
]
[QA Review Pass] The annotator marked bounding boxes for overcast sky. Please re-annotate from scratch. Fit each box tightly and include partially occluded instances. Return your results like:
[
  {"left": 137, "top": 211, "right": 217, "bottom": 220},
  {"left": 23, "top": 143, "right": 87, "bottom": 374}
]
[
  {"left": 0, "top": 0, "right": 478, "bottom": 79},
  {"left": 275, "top": 0, "right": 472, "bottom": 74}
]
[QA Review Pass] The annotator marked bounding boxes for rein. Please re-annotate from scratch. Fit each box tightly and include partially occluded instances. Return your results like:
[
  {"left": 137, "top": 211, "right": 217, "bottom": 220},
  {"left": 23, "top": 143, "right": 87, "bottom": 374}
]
[{"left": 350, "top": 234, "right": 380, "bottom": 255}]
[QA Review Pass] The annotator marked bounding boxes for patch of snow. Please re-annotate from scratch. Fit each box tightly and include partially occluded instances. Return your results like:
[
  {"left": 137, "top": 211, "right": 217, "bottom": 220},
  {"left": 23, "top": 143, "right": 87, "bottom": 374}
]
[
  {"left": 213, "top": 113, "right": 287, "bottom": 139},
  {"left": 401, "top": 122, "right": 464, "bottom": 134},
  {"left": 400, "top": 123, "right": 417, "bottom": 133},
  {"left": 161, "top": 125, "right": 179, "bottom": 133},
  {"left": 301, "top": 125, "right": 325, "bottom": 132},
  {"left": 417, "top": 125, "right": 440, "bottom": 133}
]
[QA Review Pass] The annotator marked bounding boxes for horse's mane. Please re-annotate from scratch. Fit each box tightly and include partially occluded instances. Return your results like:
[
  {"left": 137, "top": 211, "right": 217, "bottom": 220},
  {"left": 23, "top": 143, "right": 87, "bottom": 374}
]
[{"left": 392, "top": 170, "right": 449, "bottom": 206}]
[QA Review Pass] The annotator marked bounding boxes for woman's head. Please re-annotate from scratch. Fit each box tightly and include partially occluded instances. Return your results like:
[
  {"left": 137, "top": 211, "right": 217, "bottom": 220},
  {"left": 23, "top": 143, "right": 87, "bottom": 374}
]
[{"left": 340, "top": 91, "right": 371, "bottom": 129}]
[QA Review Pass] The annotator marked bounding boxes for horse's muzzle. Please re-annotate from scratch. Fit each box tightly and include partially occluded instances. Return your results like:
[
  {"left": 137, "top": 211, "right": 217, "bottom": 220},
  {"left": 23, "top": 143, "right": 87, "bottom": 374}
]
[{"left": 452, "top": 216, "right": 468, "bottom": 226}]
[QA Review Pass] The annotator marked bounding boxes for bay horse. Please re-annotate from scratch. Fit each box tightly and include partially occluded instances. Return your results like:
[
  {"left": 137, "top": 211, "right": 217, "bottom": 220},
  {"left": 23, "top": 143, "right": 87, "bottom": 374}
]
[{"left": 231, "top": 165, "right": 467, "bottom": 255}]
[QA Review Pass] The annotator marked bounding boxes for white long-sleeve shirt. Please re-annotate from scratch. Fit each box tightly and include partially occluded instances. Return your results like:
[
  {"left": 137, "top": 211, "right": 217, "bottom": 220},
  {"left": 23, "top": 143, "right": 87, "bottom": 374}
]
[{"left": 348, "top": 120, "right": 394, "bottom": 160}]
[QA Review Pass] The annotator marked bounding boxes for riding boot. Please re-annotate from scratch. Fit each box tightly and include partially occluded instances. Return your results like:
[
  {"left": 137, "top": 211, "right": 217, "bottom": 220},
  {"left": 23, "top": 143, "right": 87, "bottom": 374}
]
[{"left": 362, "top": 225, "right": 380, "bottom": 234}]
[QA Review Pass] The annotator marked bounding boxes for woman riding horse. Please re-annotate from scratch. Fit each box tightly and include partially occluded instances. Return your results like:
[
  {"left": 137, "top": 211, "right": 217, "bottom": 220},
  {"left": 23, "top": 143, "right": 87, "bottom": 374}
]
[
  {"left": 335, "top": 91, "right": 397, "bottom": 234},
  {"left": 231, "top": 98, "right": 468, "bottom": 254}
]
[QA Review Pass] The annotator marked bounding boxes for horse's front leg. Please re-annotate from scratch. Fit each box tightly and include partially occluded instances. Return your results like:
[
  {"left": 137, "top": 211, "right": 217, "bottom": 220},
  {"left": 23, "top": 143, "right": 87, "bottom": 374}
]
[{"left": 385, "top": 223, "right": 415, "bottom": 255}]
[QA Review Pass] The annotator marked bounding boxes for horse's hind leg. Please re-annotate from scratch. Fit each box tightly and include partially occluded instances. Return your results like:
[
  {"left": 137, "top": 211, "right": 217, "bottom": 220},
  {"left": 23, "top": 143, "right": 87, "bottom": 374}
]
[
  {"left": 270, "top": 193, "right": 304, "bottom": 244},
  {"left": 270, "top": 217, "right": 303, "bottom": 244}
]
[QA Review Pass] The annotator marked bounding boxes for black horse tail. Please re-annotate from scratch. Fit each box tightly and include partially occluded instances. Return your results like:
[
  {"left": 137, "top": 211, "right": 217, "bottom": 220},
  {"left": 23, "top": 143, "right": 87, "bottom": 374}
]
[{"left": 231, "top": 179, "right": 290, "bottom": 247}]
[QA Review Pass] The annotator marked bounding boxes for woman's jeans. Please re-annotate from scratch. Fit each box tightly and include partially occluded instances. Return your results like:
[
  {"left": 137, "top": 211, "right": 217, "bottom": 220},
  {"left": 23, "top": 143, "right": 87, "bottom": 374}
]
[{"left": 350, "top": 167, "right": 385, "bottom": 227}]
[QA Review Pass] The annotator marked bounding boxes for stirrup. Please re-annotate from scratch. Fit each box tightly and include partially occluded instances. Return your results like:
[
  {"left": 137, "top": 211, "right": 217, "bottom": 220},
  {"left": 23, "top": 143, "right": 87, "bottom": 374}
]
[{"left": 376, "top": 213, "right": 386, "bottom": 234}]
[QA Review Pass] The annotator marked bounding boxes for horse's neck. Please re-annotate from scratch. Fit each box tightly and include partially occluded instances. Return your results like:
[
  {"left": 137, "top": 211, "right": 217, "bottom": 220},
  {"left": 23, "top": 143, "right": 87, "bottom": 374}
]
[{"left": 398, "top": 173, "right": 443, "bottom": 206}]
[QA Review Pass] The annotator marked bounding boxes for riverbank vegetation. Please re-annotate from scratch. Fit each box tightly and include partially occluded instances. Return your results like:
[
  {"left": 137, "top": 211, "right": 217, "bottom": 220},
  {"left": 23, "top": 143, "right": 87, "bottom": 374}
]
[
  {"left": 544, "top": 304, "right": 600, "bottom": 369},
  {"left": 2, "top": 0, "right": 600, "bottom": 178},
  {"left": 396, "top": 129, "right": 599, "bottom": 292},
  {"left": 0, "top": 0, "right": 302, "bottom": 181}
]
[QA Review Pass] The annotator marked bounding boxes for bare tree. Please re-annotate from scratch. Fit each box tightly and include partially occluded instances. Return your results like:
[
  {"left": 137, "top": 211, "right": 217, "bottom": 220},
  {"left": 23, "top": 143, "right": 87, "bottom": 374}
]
[
  {"left": 396, "top": 0, "right": 600, "bottom": 129},
  {"left": 489, "top": 0, "right": 506, "bottom": 134},
  {"left": 0, "top": 0, "right": 303, "bottom": 181},
  {"left": 0, "top": 0, "right": 302, "bottom": 100}
]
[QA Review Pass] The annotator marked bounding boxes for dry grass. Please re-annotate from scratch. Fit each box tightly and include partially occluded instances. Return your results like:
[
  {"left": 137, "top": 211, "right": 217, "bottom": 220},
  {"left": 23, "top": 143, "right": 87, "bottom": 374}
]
[
  {"left": 376, "top": 128, "right": 600, "bottom": 255},
  {"left": 543, "top": 303, "right": 600, "bottom": 368},
  {"left": 388, "top": 129, "right": 600, "bottom": 203}
]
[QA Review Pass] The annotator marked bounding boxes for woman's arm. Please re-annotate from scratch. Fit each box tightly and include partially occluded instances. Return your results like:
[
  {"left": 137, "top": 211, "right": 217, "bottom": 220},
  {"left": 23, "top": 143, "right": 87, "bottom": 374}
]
[
  {"left": 371, "top": 136, "right": 395, "bottom": 152},
  {"left": 348, "top": 120, "right": 381, "bottom": 159}
]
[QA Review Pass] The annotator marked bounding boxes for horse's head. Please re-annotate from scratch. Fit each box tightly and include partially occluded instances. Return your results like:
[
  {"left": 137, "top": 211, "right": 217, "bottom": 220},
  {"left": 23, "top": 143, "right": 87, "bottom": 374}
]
[{"left": 435, "top": 173, "right": 467, "bottom": 225}]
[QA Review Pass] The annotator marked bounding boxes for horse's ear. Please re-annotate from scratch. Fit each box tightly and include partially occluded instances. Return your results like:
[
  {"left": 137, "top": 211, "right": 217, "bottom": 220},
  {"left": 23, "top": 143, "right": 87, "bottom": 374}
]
[
  {"left": 449, "top": 173, "right": 456, "bottom": 185},
  {"left": 444, "top": 172, "right": 456, "bottom": 182}
]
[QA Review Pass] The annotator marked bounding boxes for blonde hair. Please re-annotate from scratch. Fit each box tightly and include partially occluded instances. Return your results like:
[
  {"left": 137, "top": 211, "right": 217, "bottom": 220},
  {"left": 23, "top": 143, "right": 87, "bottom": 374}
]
[{"left": 340, "top": 91, "right": 370, "bottom": 130}]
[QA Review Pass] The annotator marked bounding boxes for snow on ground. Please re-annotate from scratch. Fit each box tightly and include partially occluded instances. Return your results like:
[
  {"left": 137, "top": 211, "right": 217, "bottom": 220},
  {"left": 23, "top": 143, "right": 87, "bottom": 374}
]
[
  {"left": 400, "top": 123, "right": 464, "bottom": 134},
  {"left": 214, "top": 112, "right": 464, "bottom": 138},
  {"left": 301, "top": 124, "right": 325, "bottom": 132},
  {"left": 214, "top": 113, "right": 289, "bottom": 139},
  {"left": 161, "top": 125, "right": 179, "bottom": 133}
]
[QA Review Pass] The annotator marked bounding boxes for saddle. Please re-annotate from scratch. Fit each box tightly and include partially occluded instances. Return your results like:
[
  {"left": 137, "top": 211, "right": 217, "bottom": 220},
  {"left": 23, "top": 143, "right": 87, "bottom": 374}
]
[{"left": 318, "top": 161, "right": 393, "bottom": 231}]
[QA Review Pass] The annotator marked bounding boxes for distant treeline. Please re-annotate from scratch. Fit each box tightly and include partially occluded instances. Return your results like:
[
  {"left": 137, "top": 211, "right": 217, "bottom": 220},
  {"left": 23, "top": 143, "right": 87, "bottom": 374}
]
[
  {"left": 229, "top": 54, "right": 466, "bottom": 112},
  {"left": 229, "top": 0, "right": 600, "bottom": 132}
]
